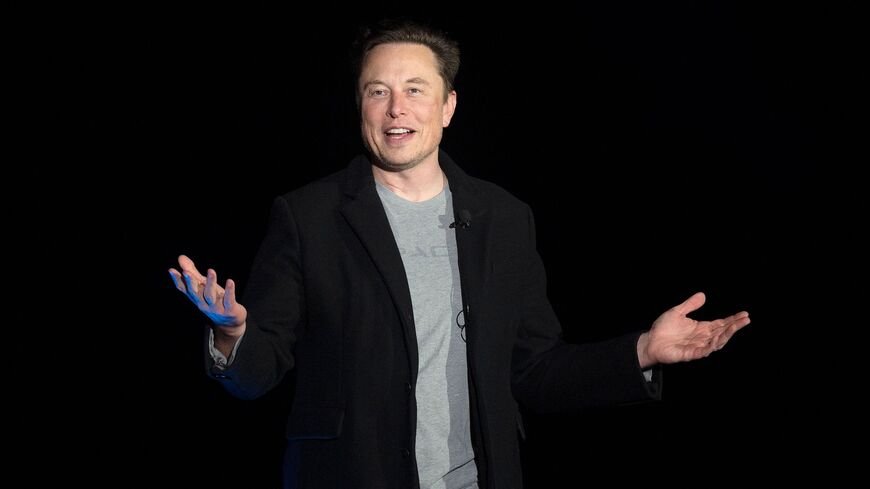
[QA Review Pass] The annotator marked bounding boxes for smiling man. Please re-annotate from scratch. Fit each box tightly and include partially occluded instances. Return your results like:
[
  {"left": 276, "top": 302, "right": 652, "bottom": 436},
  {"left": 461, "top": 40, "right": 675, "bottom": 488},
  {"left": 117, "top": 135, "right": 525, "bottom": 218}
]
[
  {"left": 359, "top": 42, "right": 456, "bottom": 174},
  {"left": 169, "top": 19, "right": 750, "bottom": 489}
]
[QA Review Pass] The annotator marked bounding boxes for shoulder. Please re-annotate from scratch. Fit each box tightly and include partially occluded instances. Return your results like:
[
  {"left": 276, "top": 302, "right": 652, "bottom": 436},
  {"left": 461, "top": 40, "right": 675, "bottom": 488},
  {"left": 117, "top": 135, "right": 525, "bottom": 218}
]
[
  {"left": 277, "top": 167, "right": 347, "bottom": 209},
  {"left": 471, "top": 176, "right": 526, "bottom": 205},
  {"left": 441, "top": 149, "right": 531, "bottom": 217},
  {"left": 463, "top": 173, "right": 532, "bottom": 218}
]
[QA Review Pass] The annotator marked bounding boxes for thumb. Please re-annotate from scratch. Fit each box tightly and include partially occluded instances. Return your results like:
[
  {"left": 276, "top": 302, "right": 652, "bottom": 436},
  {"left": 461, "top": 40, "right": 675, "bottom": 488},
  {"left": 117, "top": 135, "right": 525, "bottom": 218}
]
[{"left": 673, "top": 291, "right": 706, "bottom": 315}]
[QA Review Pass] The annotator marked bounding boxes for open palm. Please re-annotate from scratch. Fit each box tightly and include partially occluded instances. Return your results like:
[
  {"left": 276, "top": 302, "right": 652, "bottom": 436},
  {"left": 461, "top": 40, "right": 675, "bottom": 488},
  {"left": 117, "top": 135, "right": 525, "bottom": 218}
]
[
  {"left": 645, "top": 292, "right": 750, "bottom": 364},
  {"left": 168, "top": 254, "right": 247, "bottom": 333}
]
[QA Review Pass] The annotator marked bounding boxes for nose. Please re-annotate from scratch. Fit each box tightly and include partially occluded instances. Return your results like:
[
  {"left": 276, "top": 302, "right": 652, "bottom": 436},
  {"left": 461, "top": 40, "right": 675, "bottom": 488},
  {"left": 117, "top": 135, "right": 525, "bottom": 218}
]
[{"left": 387, "top": 93, "right": 407, "bottom": 118}]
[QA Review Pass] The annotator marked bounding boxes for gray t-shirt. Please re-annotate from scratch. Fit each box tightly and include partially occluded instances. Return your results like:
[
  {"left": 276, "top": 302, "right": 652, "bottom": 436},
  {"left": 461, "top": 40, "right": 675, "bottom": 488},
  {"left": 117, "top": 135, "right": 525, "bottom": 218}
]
[{"left": 377, "top": 181, "right": 478, "bottom": 489}]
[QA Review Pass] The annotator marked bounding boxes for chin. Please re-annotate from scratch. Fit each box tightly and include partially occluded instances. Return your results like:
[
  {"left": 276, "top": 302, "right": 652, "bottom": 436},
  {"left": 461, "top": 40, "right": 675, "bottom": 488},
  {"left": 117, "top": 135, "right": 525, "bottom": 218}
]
[
  {"left": 378, "top": 157, "right": 423, "bottom": 172},
  {"left": 373, "top": 150, "right": 427, "bottom": 172}
]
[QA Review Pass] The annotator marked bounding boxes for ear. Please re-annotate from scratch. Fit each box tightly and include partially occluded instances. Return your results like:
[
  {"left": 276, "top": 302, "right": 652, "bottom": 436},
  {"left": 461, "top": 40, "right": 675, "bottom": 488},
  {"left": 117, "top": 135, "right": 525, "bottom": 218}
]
[{"left": 442, "top": 90, "right": 457, "bottom": 127}]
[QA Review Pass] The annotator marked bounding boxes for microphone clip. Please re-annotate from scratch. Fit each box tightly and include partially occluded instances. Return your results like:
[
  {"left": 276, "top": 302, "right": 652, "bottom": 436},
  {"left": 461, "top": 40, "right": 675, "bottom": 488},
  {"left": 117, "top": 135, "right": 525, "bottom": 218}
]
[{"left": 449, "top": 209, "right": 472, "bottom": 229}]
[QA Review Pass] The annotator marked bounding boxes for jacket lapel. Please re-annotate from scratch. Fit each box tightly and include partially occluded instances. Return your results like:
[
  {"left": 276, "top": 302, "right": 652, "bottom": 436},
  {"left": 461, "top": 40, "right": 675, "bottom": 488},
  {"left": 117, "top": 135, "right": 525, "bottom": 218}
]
[
  {"left": 440, "top": 150, "right": 493, "bottom": 353},
  {"left": 339, "top": 155, "right": 419, "bottom": 380}
]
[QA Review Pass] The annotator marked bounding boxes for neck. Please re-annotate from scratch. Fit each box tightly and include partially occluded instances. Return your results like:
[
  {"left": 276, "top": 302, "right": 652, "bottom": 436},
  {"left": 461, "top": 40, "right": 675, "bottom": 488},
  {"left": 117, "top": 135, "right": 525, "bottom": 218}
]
[{"left": 371, "top": 158, "right": 445, "bottom": 202}]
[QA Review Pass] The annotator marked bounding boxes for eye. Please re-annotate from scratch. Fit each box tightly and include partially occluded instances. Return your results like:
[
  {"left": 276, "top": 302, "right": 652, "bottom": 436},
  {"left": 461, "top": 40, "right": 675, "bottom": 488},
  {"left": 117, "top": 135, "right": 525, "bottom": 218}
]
[
  {"left": 408, "top": 87, "right": 422, "bottom": 95},
  {"left": 369, "top": 88, "right": 388, "bottom": 97}
]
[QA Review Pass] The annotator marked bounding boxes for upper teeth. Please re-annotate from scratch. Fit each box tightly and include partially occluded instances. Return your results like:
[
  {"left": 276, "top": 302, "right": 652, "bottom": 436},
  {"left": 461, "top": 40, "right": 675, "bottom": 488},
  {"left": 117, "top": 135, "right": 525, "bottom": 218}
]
[{"left": 387, "top": 128, "right": 411, "bottom": 134}]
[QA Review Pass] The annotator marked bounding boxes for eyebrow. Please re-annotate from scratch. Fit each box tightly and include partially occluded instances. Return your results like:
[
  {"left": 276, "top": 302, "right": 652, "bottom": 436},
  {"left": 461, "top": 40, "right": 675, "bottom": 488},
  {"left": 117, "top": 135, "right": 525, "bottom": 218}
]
[{"left": 362, "top": 77, "right": 432, "bottom": 90}]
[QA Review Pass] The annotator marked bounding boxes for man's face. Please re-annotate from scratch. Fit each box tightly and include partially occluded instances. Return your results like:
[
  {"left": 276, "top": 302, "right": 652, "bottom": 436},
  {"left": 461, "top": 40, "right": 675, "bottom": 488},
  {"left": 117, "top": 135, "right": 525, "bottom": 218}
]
[{"left": 359, "top": 43, "right": 456, "bottom": 171}]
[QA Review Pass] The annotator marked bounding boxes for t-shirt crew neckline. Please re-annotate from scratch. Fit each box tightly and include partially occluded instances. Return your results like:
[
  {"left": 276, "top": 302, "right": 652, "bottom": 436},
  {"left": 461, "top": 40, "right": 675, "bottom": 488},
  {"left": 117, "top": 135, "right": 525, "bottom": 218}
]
[{"left": 374, "top": 180, "right": 448, "bottom": 209}]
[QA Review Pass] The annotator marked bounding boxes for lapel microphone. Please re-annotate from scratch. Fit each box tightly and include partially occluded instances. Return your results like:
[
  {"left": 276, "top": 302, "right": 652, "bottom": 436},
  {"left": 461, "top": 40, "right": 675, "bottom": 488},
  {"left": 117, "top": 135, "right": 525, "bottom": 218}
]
[{"left": 449, "top": 209, "right": 472, "bottom": 229}]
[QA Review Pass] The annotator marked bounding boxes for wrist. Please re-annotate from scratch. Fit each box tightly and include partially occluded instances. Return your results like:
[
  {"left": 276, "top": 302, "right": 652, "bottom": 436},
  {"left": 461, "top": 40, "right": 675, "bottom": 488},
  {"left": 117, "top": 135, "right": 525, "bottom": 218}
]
[
  {"left": 213, "top": 323, "right": 245, "bottom": 357},
  {"left": 637, "top": 331, "right": 654, "bottom": 369}
]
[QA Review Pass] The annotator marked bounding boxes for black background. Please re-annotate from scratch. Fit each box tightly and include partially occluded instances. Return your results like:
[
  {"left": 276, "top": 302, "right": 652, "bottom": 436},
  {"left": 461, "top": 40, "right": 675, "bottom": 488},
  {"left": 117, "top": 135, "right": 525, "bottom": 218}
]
[{"left": 30, "top": 2, "right": 865, "bottom": 487}]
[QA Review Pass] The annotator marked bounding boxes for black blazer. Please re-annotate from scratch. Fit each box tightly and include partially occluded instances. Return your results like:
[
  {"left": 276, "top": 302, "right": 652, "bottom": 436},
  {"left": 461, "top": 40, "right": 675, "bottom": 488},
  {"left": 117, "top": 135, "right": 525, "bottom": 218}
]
[{"left": 209, "top": 150, "right": 660, "bottom": 489}]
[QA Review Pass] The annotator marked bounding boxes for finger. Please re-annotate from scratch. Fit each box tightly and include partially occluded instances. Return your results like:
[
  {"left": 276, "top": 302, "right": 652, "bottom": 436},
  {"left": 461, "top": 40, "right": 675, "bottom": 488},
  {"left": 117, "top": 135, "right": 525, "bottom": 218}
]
[
  {"left": 182, "top": 272, "right": 205, "bottom": 305},
  {"left": 713, "top": 329, "right": 735, "bottom": 350},
  {"left": 713, "top": 333, "right": 730, "bottom": 350},
  {"left": 692, "top": 345, "right": 713, "bottom": 360},
  {"left": 673, "top": 292, "right": 706, "bottom": 315},
  {"left": 717, "top": 313, "right": 750, "bottom": 333},
  {"left": 698, "top": 337, "right": 716, "bottom": 355},
  {"left": 178, "top": 255, "right": 206, "bottom": 282},
  {"left": 706, "top": 311, "right": 750, "bottom": 335},
  {"left": 713, "top": 316, "right": 750, "bottom": 350},
  {"left": 203, "top": 269, "right": 218, "bottom": 307},
  {"left": 223, "top": 278, "right": 236, "bottom": 311},
  {"left": 724, "top": 311, "right": 750, "bottom": 324},
  {"left": 706, "top": 318, "right": 730, "bottom": 335},
  {"left": 168, "top": 269, "right": 186, "bottom": 293},
  {"left": 695, "top": 334, "right": 715, "bottom": 349},
  {"left": 729, "top": 314, "right": 751, "bottom": 332}
]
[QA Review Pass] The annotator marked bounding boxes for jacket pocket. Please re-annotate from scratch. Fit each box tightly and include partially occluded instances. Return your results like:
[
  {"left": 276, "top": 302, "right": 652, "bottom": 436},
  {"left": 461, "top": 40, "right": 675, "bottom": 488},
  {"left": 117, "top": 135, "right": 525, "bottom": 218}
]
[{"left": 285, "top": 406, "right": 345, "bottom": 440}]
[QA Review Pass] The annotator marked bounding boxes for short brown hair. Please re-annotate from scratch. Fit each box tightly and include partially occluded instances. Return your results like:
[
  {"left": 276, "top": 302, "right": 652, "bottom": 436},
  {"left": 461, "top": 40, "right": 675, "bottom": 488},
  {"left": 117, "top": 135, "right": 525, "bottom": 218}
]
[{"left": 352, "top": 19, "right": 460, "bottom": 102}]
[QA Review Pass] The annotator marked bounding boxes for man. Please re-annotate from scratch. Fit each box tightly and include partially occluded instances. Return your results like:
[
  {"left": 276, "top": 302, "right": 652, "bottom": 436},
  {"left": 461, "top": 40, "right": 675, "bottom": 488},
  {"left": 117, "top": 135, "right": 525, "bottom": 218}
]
[{"left": 169, "top": 20, "right": 750, "bottom": 489}]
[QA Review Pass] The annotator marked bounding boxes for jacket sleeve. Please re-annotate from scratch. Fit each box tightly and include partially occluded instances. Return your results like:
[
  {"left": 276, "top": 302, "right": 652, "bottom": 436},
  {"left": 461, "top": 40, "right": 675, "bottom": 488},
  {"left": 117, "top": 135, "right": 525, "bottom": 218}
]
[
  {"left": 510, "top": 205, "right": 661, "bottom": 413},
  {"left": 206, "top": 195, "right": 305, "bottom": 399}
]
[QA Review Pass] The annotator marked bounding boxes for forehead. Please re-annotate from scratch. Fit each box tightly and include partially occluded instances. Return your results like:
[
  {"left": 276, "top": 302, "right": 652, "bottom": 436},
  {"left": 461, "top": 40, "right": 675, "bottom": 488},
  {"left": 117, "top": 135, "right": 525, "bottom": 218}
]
[{"left": 360, "top": 43, "right": 440, "bottom": 79}]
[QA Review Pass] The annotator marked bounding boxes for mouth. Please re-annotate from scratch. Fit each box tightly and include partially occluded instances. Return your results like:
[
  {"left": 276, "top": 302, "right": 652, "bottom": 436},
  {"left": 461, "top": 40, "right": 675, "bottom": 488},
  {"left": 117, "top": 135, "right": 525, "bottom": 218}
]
[{"left": 383, "top": 127, "right": 416, "bottom": 142}]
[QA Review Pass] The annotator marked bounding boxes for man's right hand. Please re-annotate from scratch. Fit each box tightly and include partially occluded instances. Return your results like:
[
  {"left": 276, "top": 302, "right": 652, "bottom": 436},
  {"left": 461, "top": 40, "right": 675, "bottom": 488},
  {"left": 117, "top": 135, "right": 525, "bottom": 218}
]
[{"left": 169, "top": 255, "right": 247, "bottom": 355}]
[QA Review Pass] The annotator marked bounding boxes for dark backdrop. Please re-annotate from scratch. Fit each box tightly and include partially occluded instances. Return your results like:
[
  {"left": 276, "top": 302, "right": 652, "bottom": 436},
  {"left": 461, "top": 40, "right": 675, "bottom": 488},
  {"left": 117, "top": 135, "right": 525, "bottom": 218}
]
[{"left": 44, "top": 2, "right": 863, "bottom": 487}]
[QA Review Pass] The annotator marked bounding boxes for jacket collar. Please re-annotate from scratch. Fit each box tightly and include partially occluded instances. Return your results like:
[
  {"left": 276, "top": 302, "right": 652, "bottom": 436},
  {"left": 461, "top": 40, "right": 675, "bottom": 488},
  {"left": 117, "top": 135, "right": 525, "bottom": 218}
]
[{"left": 341, "top": 149, "right": 479, "bottom": 199}]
